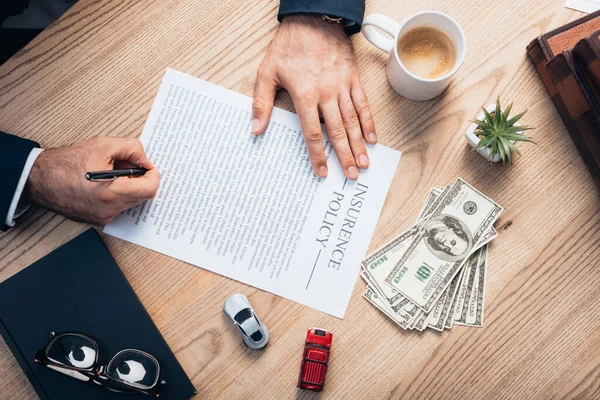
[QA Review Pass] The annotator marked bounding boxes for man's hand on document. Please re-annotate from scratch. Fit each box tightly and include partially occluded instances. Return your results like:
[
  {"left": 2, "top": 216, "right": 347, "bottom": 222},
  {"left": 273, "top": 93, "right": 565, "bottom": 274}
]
[
  {"left": 25, "top": 137, "right": 160, "bottom": 225},
  {"left": 252, "top": 14, "right": 377, "bottom": 180}
]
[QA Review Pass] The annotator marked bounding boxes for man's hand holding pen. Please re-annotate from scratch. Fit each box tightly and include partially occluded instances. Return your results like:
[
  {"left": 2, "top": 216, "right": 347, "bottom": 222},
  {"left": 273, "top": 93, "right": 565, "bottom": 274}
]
[{"left": 25, "top": 137, "right": 160, "bottom": 225}]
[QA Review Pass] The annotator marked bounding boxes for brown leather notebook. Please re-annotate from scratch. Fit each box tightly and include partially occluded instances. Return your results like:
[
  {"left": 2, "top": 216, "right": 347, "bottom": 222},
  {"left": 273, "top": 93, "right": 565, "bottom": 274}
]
[
  {"left": 573, "top": 29, "right": 600, "bottom": 93},
  {"left": 547, "top": 50, "right": 600, "bottom": 187},
  {"left": 527, "top": 11, "right": 600, "bottom": 188}
]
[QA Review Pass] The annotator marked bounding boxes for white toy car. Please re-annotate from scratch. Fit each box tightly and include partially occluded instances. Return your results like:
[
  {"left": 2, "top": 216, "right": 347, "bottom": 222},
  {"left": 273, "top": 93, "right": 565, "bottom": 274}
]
[{"left": 223, "top": 293, "right": 270, "bottom": 349}]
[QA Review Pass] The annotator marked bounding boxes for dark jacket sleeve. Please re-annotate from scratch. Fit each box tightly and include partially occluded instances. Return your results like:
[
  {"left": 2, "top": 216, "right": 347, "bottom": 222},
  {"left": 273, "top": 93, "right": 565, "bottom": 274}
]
[
  {"left": 278, "top": 0, "right": 365, "bottom": 35},
  {"left": 0, "top": 131, "right": 40, "bottom": 231}
]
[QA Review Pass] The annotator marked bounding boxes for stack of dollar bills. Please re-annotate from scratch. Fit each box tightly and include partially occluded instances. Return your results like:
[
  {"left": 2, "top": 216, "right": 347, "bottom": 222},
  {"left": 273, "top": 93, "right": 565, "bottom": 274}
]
[{"left": 361, "top": 178, "right": 503, "bottom": 331}]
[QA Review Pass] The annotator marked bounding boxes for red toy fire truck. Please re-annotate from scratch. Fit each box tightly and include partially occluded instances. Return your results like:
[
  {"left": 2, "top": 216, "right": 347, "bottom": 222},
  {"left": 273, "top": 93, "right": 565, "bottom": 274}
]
[{"left": 297, "top": 328, "right": 333, "bottom": 392}]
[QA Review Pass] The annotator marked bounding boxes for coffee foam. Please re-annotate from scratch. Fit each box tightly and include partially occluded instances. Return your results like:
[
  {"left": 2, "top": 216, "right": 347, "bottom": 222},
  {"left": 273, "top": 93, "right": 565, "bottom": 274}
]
[{"left": 397, "top": 27, "right": 456, "bottom": 79}]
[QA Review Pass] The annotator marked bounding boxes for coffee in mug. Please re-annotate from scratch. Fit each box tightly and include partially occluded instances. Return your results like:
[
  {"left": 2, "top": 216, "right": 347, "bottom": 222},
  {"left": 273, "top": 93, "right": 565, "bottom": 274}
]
[
  {"left": 362, "top": 12, "right": 466, "bottom": 101},
  {"left": 397, "top": 26, "right": 457, "bottom": 80}
]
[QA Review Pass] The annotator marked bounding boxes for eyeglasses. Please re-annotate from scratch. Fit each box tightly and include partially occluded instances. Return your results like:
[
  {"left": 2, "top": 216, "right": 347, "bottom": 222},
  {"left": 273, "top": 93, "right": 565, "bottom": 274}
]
[{"left": 34, "top": 331, "right": 165, "bottom": 397}]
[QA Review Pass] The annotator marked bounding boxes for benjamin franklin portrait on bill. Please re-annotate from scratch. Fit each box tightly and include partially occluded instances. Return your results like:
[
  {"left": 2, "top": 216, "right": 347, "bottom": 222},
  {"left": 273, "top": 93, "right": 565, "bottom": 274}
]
[{"left": 423, "top": 215, "right": 473, "bottom": 262}]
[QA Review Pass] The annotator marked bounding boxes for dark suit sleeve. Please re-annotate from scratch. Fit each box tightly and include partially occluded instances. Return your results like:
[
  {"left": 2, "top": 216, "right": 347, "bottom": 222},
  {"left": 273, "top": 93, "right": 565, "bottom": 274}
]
[
  {"left": 278, "top": 0, "right": 365, "bottom": 35},
  {"left": 0, "top": 131, "right": 40, "bottom": 231}
]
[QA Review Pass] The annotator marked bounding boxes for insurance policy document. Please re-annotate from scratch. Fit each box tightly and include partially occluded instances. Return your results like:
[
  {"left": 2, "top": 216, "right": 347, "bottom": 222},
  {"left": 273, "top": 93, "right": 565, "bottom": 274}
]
[{"left": 105, "top": 69, "right": 401, "bottom": 318}]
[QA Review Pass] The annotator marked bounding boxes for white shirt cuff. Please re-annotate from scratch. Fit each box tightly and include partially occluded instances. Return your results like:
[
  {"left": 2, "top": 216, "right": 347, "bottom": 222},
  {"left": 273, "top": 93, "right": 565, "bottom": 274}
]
[{"left": 5, "top": 148, "right": 44, "bottom": 227}]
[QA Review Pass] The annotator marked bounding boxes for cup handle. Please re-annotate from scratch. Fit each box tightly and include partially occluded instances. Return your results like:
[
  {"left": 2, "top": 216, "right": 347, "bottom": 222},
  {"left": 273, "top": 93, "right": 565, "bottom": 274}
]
[{"left": 362, "top": 13, "right": 400, "bottom": 53}]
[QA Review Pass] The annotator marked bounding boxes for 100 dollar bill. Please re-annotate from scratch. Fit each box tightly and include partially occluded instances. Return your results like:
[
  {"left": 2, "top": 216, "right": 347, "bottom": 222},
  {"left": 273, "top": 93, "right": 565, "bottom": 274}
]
[
  {"left": 363, "top": 287, "right": 411, "bottom": 329},
  {"left": 361, "top": 227, "right": 419, "bottom": 306},
  {"left": 384, "top": 178, "right": 502, "bottom": 312},
  {"left": 360, "top": 187, "right": 448, "bottom": 308}
]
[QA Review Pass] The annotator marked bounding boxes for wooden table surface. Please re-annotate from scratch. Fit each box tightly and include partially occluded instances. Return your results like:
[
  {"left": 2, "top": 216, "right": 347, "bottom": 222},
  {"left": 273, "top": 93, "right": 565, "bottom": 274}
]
[{"left": 1, "top": 0, "right": 599, "bottom": 398}]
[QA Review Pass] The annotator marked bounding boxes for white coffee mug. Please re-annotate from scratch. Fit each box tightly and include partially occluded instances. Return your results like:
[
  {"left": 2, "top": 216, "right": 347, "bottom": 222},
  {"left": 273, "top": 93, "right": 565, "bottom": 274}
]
[{"left": 362, "top": 11, "right": 466, "bottom": 101}]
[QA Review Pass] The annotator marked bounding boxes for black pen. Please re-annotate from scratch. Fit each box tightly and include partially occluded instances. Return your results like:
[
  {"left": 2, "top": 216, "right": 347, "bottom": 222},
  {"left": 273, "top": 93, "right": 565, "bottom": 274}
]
[{"left": 85, "top": 168, "right": 148, "bottom": 182}]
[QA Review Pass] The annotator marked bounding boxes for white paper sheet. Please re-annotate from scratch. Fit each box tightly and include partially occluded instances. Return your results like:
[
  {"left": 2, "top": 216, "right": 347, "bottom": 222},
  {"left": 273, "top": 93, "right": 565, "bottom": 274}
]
[
  {"left": 565, "top": 0, "right": 600, "bottom": 12},
  {"left": 104, "top": 68, "right": 401, "bottom": 318}
]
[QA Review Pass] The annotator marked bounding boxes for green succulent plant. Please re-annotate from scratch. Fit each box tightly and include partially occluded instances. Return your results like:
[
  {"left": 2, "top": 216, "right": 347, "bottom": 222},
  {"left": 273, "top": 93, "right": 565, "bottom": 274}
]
[{"left": 473, "top": 97, "right": 536, "bottom": 164}]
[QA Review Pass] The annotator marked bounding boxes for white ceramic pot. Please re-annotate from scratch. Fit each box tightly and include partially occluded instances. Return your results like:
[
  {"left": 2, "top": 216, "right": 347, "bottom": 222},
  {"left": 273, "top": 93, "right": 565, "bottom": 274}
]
[{"left": 465, "top": 104, "right": 522, "bottom": 163}]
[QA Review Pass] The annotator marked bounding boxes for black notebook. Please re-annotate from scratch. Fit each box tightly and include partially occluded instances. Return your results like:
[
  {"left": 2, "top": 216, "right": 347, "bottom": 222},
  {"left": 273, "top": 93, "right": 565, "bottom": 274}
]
[{"left": 0, "top": 228, "right": 196, "bottom": 400}]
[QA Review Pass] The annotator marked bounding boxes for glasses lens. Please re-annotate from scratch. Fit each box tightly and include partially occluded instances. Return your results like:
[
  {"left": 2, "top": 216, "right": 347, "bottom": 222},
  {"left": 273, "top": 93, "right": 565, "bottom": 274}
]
[
  {"left": 46, "top": 334, "right": 97, "bottom": 370},
  {"left": 107, "top": 350, "right": 159, "bottom": 389}
]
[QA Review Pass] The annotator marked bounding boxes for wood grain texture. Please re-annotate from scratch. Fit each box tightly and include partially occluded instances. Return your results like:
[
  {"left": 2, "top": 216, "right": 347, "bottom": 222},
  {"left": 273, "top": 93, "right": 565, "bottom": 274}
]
[{"left": 1, "top": 0, "right": 599, "bottom": 399}]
